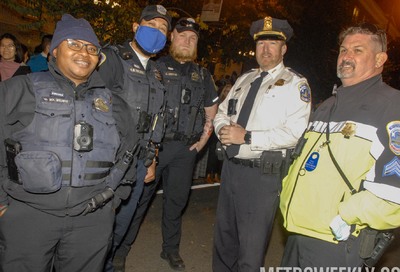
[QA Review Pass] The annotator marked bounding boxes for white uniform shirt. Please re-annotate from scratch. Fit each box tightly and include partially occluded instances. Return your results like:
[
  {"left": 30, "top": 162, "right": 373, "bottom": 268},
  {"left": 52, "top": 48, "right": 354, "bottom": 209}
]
[{"left": 214, "top": 62, "right": 311, "bottom": 159}]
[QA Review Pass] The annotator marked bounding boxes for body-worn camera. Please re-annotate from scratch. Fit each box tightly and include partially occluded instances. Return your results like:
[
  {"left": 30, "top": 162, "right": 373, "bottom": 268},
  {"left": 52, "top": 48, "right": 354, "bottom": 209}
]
[
  {"left": 74, "top": 121, "right": 93, "bottom": 152},
  {"left": 137, "top": 111, "right": 152, "bottom": 133},
  {"left": 181, "top": 88, "right": 191, "bottom": 104},
  {"left": 227, "top": 99, "right": 238, "bottom": 116}
]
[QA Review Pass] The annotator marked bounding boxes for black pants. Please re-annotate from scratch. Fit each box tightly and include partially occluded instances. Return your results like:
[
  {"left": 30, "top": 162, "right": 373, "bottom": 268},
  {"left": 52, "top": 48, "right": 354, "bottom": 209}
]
[
  {"left": 0, "top": 198, "right": 114, "bottom": 272},
  {"left": 115, "top": 140, "right": 198, "bottom": 257},
  {"left": 281, "top": 234, "right": 364, "bottom": 267},
  {"left": 212, "top": 159, "right": 280, "bottom": 272}
]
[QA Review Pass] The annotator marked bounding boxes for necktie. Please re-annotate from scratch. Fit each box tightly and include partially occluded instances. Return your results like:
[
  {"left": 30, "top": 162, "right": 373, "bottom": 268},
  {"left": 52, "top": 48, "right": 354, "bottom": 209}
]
[{"left": 226, "top": 71, "right": 268, "bottom": 158}]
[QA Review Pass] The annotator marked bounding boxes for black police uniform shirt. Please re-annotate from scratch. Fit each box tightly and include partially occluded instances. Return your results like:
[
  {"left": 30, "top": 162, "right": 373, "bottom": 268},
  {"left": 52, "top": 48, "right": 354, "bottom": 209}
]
[
  {"left": 157, "top": 55, "right": 219, "bottom": 138},
  {"left": 0, "top": 58, "right": 135, "bottom": 216},
  {"left": 97, "top": 40, "right": 166, "bottom": 146}
]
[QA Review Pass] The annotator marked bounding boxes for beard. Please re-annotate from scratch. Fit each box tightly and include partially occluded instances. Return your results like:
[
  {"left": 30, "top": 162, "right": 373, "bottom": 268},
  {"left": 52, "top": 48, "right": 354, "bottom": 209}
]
[
  {"left": 169, "top": 43, "right": 197, "bottom": 63},
  {"left": 337, "top": 60, "right": 356, "bottom": 79}
]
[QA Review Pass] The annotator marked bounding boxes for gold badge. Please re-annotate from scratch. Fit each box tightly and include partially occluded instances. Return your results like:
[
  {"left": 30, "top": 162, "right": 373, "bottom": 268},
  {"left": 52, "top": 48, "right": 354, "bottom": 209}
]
[
  {"left": 191, "top": 72, "right": 200, "bottom": 81},
  {"left": 274, "top": 79, "right": 285, "bottom": 86},
  {"left": 263, "top": 16, "right": 272, "bottom": 31},
  {"left": 93, "top": 98, "right": 110, "bottom": 112},
  {"left": 341, "top": 122, "right": 356, "bottom": 138}
]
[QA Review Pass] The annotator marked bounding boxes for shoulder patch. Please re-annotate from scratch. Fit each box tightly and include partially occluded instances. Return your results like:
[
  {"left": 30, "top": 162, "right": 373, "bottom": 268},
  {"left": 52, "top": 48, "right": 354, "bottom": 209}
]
[
  {"left": 387, "top": 121, "right": 400, "bottom": 155},
  {"left": 298, "top": 82, "right": 311, "bottom": 103},
  {"left": 288, "top": 68, "right": 304, "bottom": 78}
]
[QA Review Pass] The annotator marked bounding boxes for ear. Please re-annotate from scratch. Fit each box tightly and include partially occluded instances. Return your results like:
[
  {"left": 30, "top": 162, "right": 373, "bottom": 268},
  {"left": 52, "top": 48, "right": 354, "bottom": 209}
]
[
  {"left": 132, "top": 22, "right": 139, "bottom": 33},
  {"left": 52, "top": 48, "right": 57, "bottom": 58},
  {"left": 170, "top": 32, "right": 174, "bottom": 42},
  {"left": 375, "top": 52, "right": 388, "bottom": 68},
  {"left": 281, "top": 43, "right": 287, "bottom": 56}
]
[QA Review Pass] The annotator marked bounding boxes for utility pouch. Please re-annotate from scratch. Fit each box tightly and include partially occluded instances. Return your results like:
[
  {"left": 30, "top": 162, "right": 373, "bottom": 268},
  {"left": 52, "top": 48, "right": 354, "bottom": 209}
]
[
  {"left": 4, "top": 138, "right": 22, "bottom": 183},
  {"left": 137, "top": 111, "right": 152, "bottom": 133},
  {"left": 359, "top": 228, "right": 395, "bottom": 267},
  {"left": 260, "top": 151, "right": 283, "bottom": 175},
  {"left": 150, "top": 113, "right": 165, "bottom": 143}
]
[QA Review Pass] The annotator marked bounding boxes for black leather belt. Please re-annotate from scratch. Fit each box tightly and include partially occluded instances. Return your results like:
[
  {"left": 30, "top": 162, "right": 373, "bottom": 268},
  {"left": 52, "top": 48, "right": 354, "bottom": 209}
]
[{"left": 230, "top": 157, "right": 261, "bottom": 168}]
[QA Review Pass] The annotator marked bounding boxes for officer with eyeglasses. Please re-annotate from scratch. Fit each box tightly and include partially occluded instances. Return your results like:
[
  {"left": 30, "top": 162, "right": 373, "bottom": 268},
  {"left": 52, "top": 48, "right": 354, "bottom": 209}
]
[
  {"left": 114, "top": 17, "right": 219, "bottom": 271},
  {"left": 0, "top": 14, "right": 136, "bottom": 272},
  {"left": 280, "top": 23, "right": 400, "bottom": 268}
]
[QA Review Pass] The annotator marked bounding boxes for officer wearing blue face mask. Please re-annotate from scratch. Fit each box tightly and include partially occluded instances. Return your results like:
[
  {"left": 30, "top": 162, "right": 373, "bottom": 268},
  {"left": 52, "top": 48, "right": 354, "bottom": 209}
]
[{"left": 97, "top": 5, "right": 171, "bottom": 272}]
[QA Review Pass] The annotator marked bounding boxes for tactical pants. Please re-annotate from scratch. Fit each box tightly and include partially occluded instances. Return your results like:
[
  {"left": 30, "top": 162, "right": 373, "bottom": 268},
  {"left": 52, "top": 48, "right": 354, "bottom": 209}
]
[
  {"left": 281, "top": 234, "right": 364, "bottom": 267},
  {"left": 212, "top": 159, "right": 280, "bottom": 272},
  {"left": 115, "top": 140, "right": 198, "bottom": 257},
  {"left": 0, "top": 198, "right": 114, "bottom": 272}
]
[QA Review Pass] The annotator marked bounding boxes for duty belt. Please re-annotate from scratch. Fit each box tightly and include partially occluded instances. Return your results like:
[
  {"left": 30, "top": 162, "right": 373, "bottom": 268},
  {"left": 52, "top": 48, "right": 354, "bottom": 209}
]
[{"left": 229, "top": 157, "right": 261, "bottom": 168}]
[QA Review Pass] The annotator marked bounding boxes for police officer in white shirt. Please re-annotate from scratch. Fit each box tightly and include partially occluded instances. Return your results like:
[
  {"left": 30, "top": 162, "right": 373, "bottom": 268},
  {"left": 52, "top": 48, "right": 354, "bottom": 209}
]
[{"left": 212, "top": 16, "right": 312, "bottom": 271}]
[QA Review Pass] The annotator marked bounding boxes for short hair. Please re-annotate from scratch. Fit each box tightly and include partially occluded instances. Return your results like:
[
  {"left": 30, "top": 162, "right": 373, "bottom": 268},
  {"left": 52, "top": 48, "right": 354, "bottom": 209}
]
[
  {"left": 41, "top": 34, "right": 53, "bottom": 47},
  {"left": 339, "top": 22, "right": 387, "bottom": 52}
]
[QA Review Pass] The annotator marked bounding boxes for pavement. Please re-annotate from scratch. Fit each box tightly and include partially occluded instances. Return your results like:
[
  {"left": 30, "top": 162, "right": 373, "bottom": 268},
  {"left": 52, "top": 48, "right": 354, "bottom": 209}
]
[{"left": 124, "top": 181, "right": 400, "bottom": 272}]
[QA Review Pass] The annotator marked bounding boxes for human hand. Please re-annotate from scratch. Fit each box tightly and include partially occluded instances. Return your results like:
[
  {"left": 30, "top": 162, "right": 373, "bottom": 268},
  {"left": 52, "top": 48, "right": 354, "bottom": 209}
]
[
  {"left": 0, "top": 205, "right": 7, "bottom": 217},
  {"left": 218, "top": 122, "right": 246, "bottom": 146},
  {"left": 144, "top": 159, "right": 156, "bottom": 183},
  {"left": 330, "top": 215, "right": 351, "bottom": 241}
]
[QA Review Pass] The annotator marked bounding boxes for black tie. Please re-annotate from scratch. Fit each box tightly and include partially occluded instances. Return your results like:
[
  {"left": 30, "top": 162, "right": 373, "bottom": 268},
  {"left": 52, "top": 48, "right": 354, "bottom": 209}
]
[{"left": 226, "top": 71, "right": 268, "bottom": 158}]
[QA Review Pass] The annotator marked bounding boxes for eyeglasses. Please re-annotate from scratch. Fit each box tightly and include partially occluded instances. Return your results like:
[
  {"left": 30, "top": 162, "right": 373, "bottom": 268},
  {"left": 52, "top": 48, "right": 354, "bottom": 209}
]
[
  {"left": 66, "top": 39, "right": 100, "bottom": 56},
  {"left": 0, "top": 44, "right": 16, "bottom": 50},
  {"left": 358, "top": 22, "right": 386, "bottom": 51},
  {"left": 178, "top": 19, "right": 200, "bottom": 32}
]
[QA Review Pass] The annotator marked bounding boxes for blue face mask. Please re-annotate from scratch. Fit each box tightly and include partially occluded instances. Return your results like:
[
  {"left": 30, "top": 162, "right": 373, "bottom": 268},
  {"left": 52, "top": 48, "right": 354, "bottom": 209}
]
[{"left": 135, "top": 25, "right": 167, "bottom": 54}]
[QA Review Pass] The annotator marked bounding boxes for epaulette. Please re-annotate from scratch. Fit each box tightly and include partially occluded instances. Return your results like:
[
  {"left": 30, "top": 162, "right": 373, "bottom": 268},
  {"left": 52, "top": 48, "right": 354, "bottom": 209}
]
[
  {"left": 242, "top": 68, "right": 256, "bottom": 76},
  {"left": 287, "top": 67, "right": 305, "bottom": 78},
  {"left": 115, "top": 44, "right": 134, "bottom": 60}
]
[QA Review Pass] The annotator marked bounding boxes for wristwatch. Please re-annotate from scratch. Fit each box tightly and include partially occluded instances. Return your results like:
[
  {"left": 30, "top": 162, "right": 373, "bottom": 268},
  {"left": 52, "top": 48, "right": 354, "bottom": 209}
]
[{"left": 244, "top": 131, "right": 251, "bottom": 144}]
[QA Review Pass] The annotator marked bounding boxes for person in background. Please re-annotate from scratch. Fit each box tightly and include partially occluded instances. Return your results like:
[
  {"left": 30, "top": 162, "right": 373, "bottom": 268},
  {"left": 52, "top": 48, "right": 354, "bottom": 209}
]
[
  {"left": 97, "top": 5, "right": 171, "bottom": 272},
  {"left": 0, "top": 33, "right": 31, "bottom": 81},
  {"left": 213, "top": 16, "right": 311, "bottom": 271},
  {"left": 0, "top": 14, "right": 136, "bottom": 272},
  {"left": 28, "top": 34, "right": 53, "bottom": 72},
  {"left": 113, "top": 17, "right": 219, "bottom": 271},
  {"left": 280, "top": 22, "right": 400, "bottom": 268}
]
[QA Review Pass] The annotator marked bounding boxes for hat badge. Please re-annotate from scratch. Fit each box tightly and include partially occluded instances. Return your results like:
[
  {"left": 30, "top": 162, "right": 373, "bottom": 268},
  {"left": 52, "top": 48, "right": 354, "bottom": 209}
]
[{"left": 263, "top": 16, "right": 273, "bottom": 31}]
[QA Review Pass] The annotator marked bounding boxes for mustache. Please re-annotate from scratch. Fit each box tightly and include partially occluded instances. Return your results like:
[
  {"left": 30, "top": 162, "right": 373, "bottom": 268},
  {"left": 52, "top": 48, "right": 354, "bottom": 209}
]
[{"left": 338, "top": 60, "right": 355, "bottom": 70}]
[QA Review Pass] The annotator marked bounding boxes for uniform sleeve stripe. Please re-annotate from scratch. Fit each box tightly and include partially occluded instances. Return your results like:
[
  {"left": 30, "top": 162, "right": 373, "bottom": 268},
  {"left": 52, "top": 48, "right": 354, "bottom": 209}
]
[{"left": 364, "top": 181, "right": 400, "bottom": 204}]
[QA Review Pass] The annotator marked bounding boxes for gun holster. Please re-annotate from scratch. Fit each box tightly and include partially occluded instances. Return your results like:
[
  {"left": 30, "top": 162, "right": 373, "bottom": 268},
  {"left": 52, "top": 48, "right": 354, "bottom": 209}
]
[{"left": 359, "top": 228, "right": 395, "bottom": 267}]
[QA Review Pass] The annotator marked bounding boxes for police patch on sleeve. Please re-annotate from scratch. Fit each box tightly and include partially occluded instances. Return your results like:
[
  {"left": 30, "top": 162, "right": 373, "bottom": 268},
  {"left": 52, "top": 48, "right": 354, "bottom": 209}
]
[
  {"left": 387, "top": 121, "right": 400, "bottom": 155},
  {"left": 298, "top": 82, "right": 311, "bottom": 103}
]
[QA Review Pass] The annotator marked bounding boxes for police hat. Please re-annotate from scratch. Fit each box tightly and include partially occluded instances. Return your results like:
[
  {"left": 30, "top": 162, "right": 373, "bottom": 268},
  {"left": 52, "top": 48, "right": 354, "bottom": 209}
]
[
  {"left": 250, "top": 16, "right": 293, "bottom": 42},
  {"left": 174, "top": 18, "right": 200, "bottom": 37},
  {"left": 139, "top": 5, "right": 172, "bottom": 31}
]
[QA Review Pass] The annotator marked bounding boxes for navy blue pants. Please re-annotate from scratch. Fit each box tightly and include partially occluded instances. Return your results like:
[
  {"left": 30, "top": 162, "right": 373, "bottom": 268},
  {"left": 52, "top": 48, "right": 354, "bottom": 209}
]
[
  {"left": 114, "top": 140, "right": 198, "bottom": 258},
  {"left": 212, "top": 159, "right": 280, "bottom": 272},
  {"left": 104, "top": 160, "right": 146, "bottom": 272},
  {"left": 0, "top": 198, "right": 114, "bottom": 272}
]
